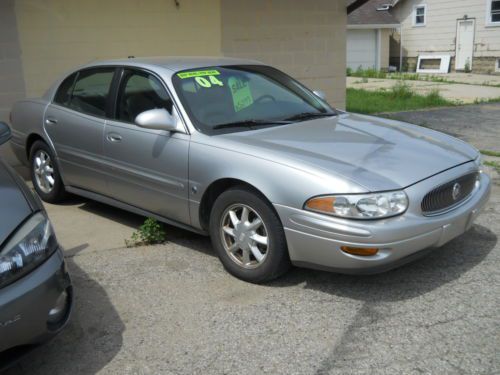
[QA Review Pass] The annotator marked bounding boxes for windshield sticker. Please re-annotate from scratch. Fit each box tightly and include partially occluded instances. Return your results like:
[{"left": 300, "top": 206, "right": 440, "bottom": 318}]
[
  {"left": 177, "top": 69, "right": 220, "bottom": 79},
  {"left": 228, "top": 77, "right": 253, "bottom": 112},
  {"left": 194, "top": 75, "right": 224, "bottom": 88}
]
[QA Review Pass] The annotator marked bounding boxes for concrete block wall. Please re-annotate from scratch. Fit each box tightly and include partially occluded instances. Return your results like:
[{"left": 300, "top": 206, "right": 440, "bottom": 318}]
[
  {"left": 0, "top": 0, "right": 25, "bottom": 165},
  {"left": 221, "top": 0, "right": 346, "bottom": 109},
  {"left": 15, "top": 0, "right": 222, "bottom": 99}
]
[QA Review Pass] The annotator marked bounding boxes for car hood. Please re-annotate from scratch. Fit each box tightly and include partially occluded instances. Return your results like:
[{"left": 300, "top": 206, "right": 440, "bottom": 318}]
[
  {"left": 218, "top": 112, "right": 478, "bottom": 192},
  {"left": 0, "top": 161, "right": 33, "bottom": 247}
]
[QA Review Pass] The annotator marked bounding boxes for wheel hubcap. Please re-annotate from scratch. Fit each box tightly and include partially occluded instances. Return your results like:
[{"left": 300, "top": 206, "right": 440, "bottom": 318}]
[
  {"left": 220, "top": 204, "right": 269, "bottom": 269},
  {"left": 33, "top": 150, "right": 55, "bottom": 194}
]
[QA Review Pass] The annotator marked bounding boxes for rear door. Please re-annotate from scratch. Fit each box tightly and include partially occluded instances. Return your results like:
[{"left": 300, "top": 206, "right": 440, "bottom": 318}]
[
  {"left": 103, "top": 68, "right": 190, "bottom": 224},
  {"left": 44, "top": 67, "right": 116, "bottom": 194}
]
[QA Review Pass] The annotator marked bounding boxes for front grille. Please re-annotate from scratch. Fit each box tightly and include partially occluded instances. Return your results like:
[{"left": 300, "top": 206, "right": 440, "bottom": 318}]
[{"left": 421, "top": 172, "right": 478, "bottom": 214}]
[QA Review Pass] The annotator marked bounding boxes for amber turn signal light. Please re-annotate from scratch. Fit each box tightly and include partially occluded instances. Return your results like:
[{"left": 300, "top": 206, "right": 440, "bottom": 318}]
[
  {"left": 340, "top": 246, "right": 379, "bottom": 256},
  {"left": 305, "top": 196, "right": 335, "bottom": 213}
]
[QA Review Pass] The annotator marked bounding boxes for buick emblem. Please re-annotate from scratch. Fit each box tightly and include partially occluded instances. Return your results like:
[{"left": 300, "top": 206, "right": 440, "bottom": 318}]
[{"left": 452, "top": 182, "right": 461, "bottom": 201}]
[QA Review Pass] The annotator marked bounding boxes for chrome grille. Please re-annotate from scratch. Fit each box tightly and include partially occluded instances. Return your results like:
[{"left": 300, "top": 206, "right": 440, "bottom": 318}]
[{"left": 421, "top": 172, "right": 478, "bottom": 214}]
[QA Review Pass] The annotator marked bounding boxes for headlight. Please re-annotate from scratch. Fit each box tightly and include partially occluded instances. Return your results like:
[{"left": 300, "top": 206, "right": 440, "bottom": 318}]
[
  {"left": 0, "top": 213, "right": 58, "bottom": 288},
  {"left": 305, "top": 191, "right": 409, "bottom": 219}
]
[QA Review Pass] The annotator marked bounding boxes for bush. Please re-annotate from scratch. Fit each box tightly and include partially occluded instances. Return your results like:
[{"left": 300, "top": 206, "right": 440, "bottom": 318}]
[
  {"left": 346, "top": 67, "right": 353, "bottom": 76},
  {"left": 126, "top": 217, "right": 167, "bottom": 247}
]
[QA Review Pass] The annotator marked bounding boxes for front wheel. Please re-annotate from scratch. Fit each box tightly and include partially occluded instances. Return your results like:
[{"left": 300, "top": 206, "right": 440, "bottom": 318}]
[{"left": 209, "top": 187, "right": 290, "bottom": 283}]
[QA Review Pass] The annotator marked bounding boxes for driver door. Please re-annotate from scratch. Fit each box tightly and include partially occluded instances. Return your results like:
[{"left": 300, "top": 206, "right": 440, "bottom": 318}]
[{"left": 103, "top": 68, "right": 190, "bottom": 224}]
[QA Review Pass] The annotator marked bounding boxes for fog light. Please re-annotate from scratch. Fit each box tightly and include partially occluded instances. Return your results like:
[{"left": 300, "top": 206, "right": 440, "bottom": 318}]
[
  {"left": 340, "top": 246, "right": 379, "bottom": 256},
  {"left": 47, "top": 290, "right": 69, "bottom": 324}
]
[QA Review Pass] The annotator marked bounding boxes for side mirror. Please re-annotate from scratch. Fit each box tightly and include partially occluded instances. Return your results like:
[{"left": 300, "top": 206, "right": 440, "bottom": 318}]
[
  {"left": 0, "top": 121, "right": 11, "bottom": 146},
  {"left": 313, "top": 90, "right": 327, "bottom": 101},
  {"left": 135, "top": 109, "right": 179, "bottom": 132}
]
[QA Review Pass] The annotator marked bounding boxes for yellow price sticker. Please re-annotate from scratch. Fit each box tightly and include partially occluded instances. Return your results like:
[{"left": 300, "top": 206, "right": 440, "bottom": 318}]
[{"left": 177, "top": 69, "right": 221, "bottom": 79}]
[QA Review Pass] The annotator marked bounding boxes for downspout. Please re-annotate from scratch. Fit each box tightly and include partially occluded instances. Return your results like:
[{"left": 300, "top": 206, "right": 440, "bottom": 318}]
[{"left": 399, "top": 24, "right": 403, "bottom": 71}]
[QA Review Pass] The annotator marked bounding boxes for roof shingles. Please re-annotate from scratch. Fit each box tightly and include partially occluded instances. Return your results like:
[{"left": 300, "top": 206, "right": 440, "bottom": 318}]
[{"left": 348, "top": 0, "right": 399, "bottom": 25}]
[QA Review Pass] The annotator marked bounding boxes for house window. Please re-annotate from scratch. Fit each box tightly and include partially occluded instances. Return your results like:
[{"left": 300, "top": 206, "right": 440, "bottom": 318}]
[
  {"left": 489, "top": 0, "right": 500, "bottom": 24},
  {"left": 413, "top": 4, "right": 426, "bottom": 26}
]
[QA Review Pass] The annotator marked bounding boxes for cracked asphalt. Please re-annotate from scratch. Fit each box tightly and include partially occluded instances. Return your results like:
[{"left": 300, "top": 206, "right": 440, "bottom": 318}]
[{"left": 4, "top": 103, "right": 500, "bottom": 374}]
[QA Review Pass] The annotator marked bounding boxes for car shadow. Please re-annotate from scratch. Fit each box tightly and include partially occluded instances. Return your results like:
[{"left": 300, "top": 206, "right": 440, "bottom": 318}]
[
  {"left": 270, "top": 224, "right": 497, "bottom": 302},
  {"left": 77, "top": 199, "right": 215, "bottom": 257},
  {"left": 4, "top": 244, "right": 125, "bottom": 375}
]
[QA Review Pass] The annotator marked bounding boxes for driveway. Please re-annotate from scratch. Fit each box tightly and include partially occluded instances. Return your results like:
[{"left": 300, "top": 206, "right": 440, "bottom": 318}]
[{"left": 4, "top": 104, "right": 500, "bottom": 375}]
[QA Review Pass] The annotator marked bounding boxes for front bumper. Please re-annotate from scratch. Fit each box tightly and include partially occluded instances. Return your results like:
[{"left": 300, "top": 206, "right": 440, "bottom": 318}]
[
  {"left": 0, "top": 248, "right": 72, "bottom": 356},
  {"left": 275, "top": 165, "right": 491, "bottom": 274}
]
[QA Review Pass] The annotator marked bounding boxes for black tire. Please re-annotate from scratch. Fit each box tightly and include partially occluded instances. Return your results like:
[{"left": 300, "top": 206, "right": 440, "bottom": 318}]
[
  {"left": 209, "top": 186, "right": 290, "bottom": 283},
  {"left": 29, "top": 140, "right": 66, "bottom": 203}
]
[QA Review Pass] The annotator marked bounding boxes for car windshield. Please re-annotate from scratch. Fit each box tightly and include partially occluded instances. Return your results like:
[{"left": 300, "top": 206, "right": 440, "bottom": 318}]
[{"left": 172, "top": 65, "right": 336, "bottom": 134}]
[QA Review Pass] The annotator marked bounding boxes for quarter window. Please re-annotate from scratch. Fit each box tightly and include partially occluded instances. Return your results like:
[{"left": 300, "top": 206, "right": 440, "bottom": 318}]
[
  {"left": 490, "top": 0, "right": 500, "bottom": 23},
  {"left": 116, "top": 70, "right": 172, "bottom": 124},
  {"left": 414, "top": 5, "right": 426, "bottom": 26},
  {"left": 67, "top": 68, "right": 115, "bottom": 117}
]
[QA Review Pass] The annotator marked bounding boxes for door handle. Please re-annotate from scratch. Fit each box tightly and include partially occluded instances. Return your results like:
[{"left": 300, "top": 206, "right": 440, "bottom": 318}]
[
  {"left": 45, "top": 117, "right": 58, "bottom": 125},
  {"left": 106, "top": 133, "right": 122, "bottom": 142}
]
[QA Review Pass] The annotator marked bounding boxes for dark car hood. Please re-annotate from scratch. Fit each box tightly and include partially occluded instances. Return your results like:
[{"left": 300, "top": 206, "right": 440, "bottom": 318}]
[
  {"left": 220, "top": 112, "right": 478, "bottom": 191},
  {"left": 0, "top": 161, "right": 33, "bottom": 246}
]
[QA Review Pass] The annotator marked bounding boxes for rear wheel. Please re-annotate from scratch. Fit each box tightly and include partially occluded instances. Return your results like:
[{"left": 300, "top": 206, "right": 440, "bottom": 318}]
[
  {"left": 209, "top": 187, "right": 290, "bottom": 283},
  {"left": 30, "top": 140, "right": 66, "bottom": 203}
]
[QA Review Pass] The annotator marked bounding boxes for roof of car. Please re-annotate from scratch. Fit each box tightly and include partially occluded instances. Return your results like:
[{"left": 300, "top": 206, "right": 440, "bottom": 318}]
[{"left": 84, "top": 56, "right": 264, "bottom": 72}]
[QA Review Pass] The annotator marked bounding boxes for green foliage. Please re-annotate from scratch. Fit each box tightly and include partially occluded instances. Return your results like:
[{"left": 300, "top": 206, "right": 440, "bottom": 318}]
[
  {"left": 464, "top": 59, "right": 471, "bottom": 73},
  {"left": 391, "top": 81, "right": 414, "bottom": 99},
  {"left": 349, "top": 66, "right": 387, "bottom": 79},
  {"left": 126, "top": 217, "right": 167, "bottom": 247},
  {"left": 346, "top": 87, "right": 456, "bottom": 114},
  {"left": 484, "top": 160, "right": 500, "bottom": 173},
  {"left": 481, "top": 150, "right": 500, "bottom": 157}
]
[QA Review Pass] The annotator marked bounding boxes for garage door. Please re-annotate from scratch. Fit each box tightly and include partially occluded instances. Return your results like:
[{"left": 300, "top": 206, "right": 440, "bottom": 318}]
[{"left": 347, "top": 29, "right": 377, "bottom": 70}]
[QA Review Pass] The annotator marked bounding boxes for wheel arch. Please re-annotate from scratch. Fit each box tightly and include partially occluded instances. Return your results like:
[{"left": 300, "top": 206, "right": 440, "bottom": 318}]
[{"left": 198, "top": 178, "right": 277, "bottom": 232}]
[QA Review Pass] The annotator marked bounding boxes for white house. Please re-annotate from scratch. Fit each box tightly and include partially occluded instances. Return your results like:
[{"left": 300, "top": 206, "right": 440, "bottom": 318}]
[{"left": 348, "top": 0, "right": 500, "bottom": 73}]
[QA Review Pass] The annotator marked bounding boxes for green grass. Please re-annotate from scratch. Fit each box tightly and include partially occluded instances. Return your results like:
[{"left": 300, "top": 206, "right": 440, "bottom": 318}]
[
  {"left": 480, "top": 150, "right": 500, "bottom": 157},
  {"left": 473, "top": 97, "right": 500, "bottom": 104},
  {"left": 484, "top": 160, "right": 500, "bottom": 173},
  {"left": 346, "top": 84, "right": 457, "bottom": 114}
]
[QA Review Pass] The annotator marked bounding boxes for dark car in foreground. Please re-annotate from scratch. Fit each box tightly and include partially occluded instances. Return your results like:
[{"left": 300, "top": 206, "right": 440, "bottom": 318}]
[{"left": 0, "top": 122, "right": 72, "bottom": 369}]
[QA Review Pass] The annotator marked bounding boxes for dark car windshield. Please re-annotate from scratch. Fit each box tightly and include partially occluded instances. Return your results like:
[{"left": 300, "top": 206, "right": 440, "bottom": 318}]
[{"left": 172, "top": 65, "right": 336, "bottom": 134}]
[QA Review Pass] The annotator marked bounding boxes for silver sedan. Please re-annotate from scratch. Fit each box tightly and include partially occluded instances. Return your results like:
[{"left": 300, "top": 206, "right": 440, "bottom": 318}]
[{"left": 9, "top": 57, "right": 491, "bottom": 283}]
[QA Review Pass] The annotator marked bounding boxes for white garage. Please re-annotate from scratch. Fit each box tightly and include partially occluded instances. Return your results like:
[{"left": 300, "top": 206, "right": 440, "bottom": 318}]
[
  {"left": 347, "top": 29, "right": 378, "bottom": 70},
  {"left": 346, "top": 0, "right": 400, "bottom": 72}
]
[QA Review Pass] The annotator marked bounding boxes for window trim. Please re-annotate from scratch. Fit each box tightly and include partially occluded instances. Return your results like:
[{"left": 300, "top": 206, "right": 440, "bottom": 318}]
[
  {"left": 413, "top": 4, "right": 427, "bottom": 27},
  {"left": 486, "top": 0, "right": 500, "bottom": 26}
]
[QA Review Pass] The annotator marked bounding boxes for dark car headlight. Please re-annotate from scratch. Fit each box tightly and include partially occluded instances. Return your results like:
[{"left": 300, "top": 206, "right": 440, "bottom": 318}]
[{"left": 0, "top": 212, "right": 58, "bottom": 289}]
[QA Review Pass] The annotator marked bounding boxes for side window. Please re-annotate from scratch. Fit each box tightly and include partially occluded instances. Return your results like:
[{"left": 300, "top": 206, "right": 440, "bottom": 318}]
[
  {"left": 54, "top": 73, "right": 77, "bottom": 107},
  {"left": 414, "top": 5, "right": 426, "bottom": 26},
  {"left": 117, "top": 70, "right": 172, "bottom": 123},
  {"left": 68, "top": 68, "right": 115, "bottom": 117}
]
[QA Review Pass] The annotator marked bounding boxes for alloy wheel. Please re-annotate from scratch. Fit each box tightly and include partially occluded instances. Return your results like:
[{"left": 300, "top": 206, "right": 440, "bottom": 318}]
[
  {"left": 220, "top": 204, "right": 269, "bottom": 269},
  {"left": 33, "top": 150, "right": 55, "bottom": 194}
]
